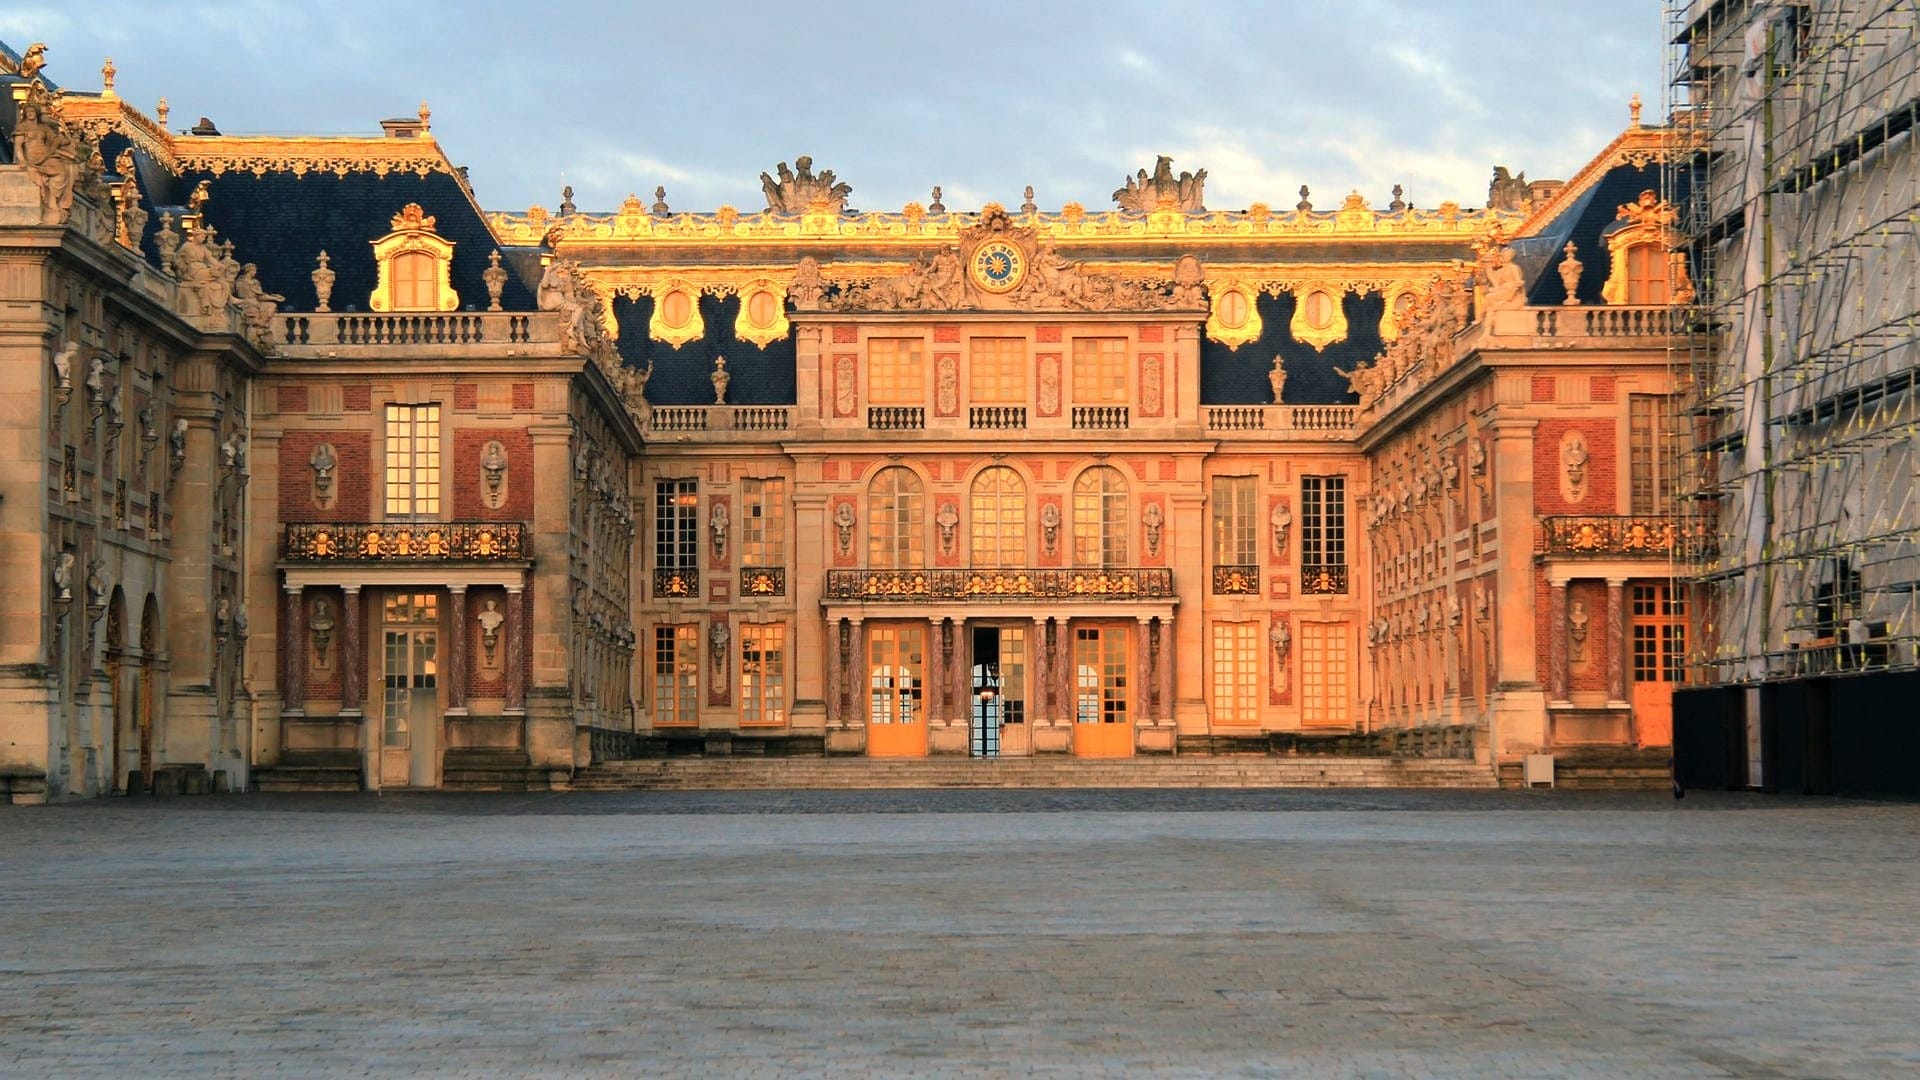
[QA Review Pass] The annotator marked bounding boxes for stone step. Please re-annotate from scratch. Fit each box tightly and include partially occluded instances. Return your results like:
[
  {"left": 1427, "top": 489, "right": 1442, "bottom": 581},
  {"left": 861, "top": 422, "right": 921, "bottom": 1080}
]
[{"left": 571, "top": 757, "right": 1499, "bottom": 791}]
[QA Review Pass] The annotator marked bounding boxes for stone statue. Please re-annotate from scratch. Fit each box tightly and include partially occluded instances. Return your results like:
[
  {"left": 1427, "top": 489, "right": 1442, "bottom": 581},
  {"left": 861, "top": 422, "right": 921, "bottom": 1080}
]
[
  {"left": 710, "top": 356, "right": 730, "bottom": 404},
  {"left": 53, "top": 550, "right": 75, "bottom": 601},
  {"left": 312, "top": 251, "right": 335, "bottom": 311},
  {"left": 759, "top": 156, "right": 853, "bottom": 214},
  {"left": 1271, "top": 502, "right": 1292, "bottom": 557},
  {"left": 1040, "top": 502, "right": 1061, "bottom": 556},
  {"left": 170, "top": 417, "right": 188, "bottom": 468},
  {"left": 220, "top": 433, "right": 239, "bottom": 470},
  {"left": 481, "top": 440, "right": 508, "bottom": 507},
  {"left": 481, "top": 250, "right": 507, "bottom": 311},
  {"left": 232, "top": 263, "right": 284, "bottom": 345},
  {"left": 537, "top": 259, "right": 596, "bottom": 353},
  {"left": 927, "top": 186, "right": 945, "bottom": 213},
  {"left": 1477, "top": 244, "right": 1527, "bottom": 316},
  {"left": 310, "top": 441, "right": 337, "bottom": 505},
  {"left": 1270, "top": 618, "right": 1292, "bottom": 673},
  {"left": 83, "top": 563, "right": 108, "bottom": 611},
  {"left": 1569, "top": 599, "right": 1590, "bottom": 662},
  {"left": 709, "top": 620, "right": 731, "bottom": 680},
  {"left": 86, "top": 351, "right": 108, "bottom": 408},
  {"left": 1267, "top": 354, "right": 1288, "bottom": 404},
  {"left": 13, "top": 85, "right": 87, "bottom": 223},
  {"left": 710, "top": 501, "right": 730, "bottom": 561},
  {"left": 52, "top": 341, "right": 77, "bottom": 394},
  {"left": 1488, "top": 166, "right": 1529, "bottom": 212},
  {"left": 154, "top": 214, "right": 180, "bottom": 276},
  {"left": 477, "top": 599, "right": 504, "bottom": 663},
  {"left": 1558, "top": 242, "right": 1583, "bottom": 305},
  {"left": 833, "top": 502, "right": 856, "bottom": 558},
  {"left": 1170, "top": 254, "right": 1206, "bottom": 308},
  {"left": 1564, "top": 434, "right": 1589, "bottom": 494},
  {"left": 1142, "top": 502, "right": 1165, "bottom": 558},
  {"left": 310, "top": 597, "right": 335, "bottom": 664},
  {"left": 935, "top": 503, "right": 959, "bottom": 556},
  {"left": 790, "top": 256, "right": 825, "bottom": 311},
  {"left": 1113, "top": 155, "right": 1207, "bottom": 213},
  {"left": 8, "top": 41, "right": 49, "bottom": 81},
  {"left": 173, "top": 226, "right": 226, "bottom": 315}
]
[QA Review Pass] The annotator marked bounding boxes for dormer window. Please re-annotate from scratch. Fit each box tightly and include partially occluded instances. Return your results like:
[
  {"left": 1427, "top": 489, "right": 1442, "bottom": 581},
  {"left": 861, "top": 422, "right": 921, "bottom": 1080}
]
[
  {"left": 370, "top": 203, "right": 459, "bottom": 312},
  {"left": 1600, "top": 190, "right": 1696, "bottom": 306}
]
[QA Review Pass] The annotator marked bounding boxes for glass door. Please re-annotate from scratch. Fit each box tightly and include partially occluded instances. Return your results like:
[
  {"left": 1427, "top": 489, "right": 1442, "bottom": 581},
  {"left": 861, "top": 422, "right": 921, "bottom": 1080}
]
[{"left": 381, "top": 593, "right": 440, "bottom": 787}]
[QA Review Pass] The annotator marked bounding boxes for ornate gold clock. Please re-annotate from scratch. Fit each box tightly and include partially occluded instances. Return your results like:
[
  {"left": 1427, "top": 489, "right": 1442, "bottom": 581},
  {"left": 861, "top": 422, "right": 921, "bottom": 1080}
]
[{"left": 970, "top": 239, "right": 1027, "bottom": 294}]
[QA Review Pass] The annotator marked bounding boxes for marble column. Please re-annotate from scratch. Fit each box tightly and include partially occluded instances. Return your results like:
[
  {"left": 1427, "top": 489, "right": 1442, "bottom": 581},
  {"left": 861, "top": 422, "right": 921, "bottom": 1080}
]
[
  {"left": 1548, "top": 578, "right": 1569, "bottom": 703},
  {"left": 447, "top": 585, "right": 467, "bottom": 713},
  {"left": 1030, "top": 616, "right": 1048, "bottom": 723},
  {"left": 1136, "top": 616, "right": 1154, "bottom": 723},
  {"left": 1606, "top": 578, "right": 1628, "bottom": 705},
  {"left": 825, "top": 617, "right": 844, "bottom": 729},
  {"left": 282, "top": 585, "right": 304, "bottom": 715},
  {"left": 504, "top": 583, "right": 525, "bottom": 712},
  {"left": 340, "top": 585, "right": 362, "bottom": 714}
]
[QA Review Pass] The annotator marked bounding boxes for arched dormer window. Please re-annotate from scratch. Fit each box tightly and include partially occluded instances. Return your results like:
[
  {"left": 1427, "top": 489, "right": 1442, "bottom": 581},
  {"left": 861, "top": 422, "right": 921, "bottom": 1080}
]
[
  {"left": 370, "top": 203, "right": 459, "bottom": 312},
  {"left": 1600, "top": 190, "right": 1696, "bottom": 306}
]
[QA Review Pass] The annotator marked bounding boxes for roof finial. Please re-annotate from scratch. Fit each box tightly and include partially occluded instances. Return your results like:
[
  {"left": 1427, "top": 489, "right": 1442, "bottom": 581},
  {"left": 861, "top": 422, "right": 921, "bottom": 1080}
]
[
  {"left": 101, "top": 56, "right": 116, "bottom": 95},
  {"left": 418, "top": 100, "right": 431, "bottom": 130},
  {"left": 559, "top": 185, "right": 576, "bottom": 215},
  {"left": 156, "top": 96, "right": 170, "bottom": 127},
  {"left": 1629, "top": 93, "right": 1643, "bottom": 128},
  {"left": 1296, "top": 185, "right": 1312, "bottom": 213}
]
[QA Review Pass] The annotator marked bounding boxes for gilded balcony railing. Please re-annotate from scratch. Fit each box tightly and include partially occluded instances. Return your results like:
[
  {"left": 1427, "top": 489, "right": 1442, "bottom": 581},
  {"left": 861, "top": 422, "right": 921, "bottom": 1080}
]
[
  {"left": 825, "top": 567, "right": 1174, "bottom": 602},
  {"left": 740, "top": 566, "right": 786, "bottom": 596},
  {"left": 283, "top": 522, "right": 528, "bottom": 561},
  {"left": 653, "top": 566, "right": 699, "bottom": 599},
  {"left": 1300, "top": 564, "right": 1349, "bottom": 595},
  {"left": 1211, "top": 564, "right": 1260, "bottom": 594},
  {"left": 1540, "top": 515, "right": 1709, "bottom": 558}
]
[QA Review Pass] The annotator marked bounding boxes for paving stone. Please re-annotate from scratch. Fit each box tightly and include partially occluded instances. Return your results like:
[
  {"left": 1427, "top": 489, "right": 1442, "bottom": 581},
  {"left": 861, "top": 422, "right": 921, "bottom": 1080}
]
[{"left": 0, "top": 790, "right": 1914, "bottom": 1076}]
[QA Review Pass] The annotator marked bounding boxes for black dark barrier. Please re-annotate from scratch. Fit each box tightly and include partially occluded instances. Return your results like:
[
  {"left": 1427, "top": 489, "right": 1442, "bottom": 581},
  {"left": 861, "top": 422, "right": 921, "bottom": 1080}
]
[
  {"left": 1673, "top": 685, "right": 1740, "bottom": 790},
  {"left": 1830, "top": 670, "right": 1920, "bottom": 798}
]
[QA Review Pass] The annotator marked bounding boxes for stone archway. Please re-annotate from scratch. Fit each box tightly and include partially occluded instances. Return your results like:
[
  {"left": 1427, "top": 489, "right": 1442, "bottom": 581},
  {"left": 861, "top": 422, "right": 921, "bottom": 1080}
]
[{"left": 105, "top": 589, "right": 125, "bottom": 794}]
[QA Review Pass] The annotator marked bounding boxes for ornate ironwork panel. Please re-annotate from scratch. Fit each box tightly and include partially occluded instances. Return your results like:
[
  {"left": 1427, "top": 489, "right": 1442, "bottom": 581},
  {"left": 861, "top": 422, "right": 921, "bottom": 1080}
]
[
  {"left": 653, "top": 567, "right": 700, "bottom": 599},
  {"left": 1540, "top": 516, "right": 1706, "bottom": 557},
  {"left": 824, "top": 567, "right": 1173, "bottom": 602},
  {"left": 283, "top": 522, "right": 527, "bottom": 562},
  {"left": 1300, "top": 564, "right": 1349, "bottom": 595},
  {"left": 1211, "top": 564, "right": 1260, "bottom": 594},
  {"left": 740, "top": 566, "right": 786, "bottom": 596}
]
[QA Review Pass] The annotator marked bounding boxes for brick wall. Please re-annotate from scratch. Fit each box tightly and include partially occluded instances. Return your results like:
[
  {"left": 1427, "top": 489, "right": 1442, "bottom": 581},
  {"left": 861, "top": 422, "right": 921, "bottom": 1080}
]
[
  {"left": 279, "top": 431, "right": 370, "bottom": 522},
  {"left": 1532, "top": 419, "right": 1615, "bottom": 514},
  {"left": 452, "top": 429, "right": 534, "bottom": 520}
]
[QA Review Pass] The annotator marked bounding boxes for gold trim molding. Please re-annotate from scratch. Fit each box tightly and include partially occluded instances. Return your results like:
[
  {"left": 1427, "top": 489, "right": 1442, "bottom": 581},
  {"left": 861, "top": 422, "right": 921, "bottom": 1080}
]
[
  {"left": 60, "top": 94, "right": 454, "bottom": 179},
  {"left": 369, "top": 203, "right": 459, "bottom": 312},
  {"left": 1206, "top": 281, "right": 1263, "bottom": 350}
]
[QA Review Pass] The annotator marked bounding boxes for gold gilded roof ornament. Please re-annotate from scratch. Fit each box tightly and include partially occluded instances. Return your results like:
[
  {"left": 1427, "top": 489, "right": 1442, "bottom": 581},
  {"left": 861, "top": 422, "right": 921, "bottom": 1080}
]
[{"left": 370, "top": 202, "right": 458, "bottom": 312}]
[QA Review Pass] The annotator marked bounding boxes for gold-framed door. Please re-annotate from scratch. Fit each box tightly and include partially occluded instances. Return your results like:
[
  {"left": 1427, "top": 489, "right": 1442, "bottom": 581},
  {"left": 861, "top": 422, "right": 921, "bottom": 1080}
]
[{"left": 380, "top": 592, "right": 441, "bottom": 787}]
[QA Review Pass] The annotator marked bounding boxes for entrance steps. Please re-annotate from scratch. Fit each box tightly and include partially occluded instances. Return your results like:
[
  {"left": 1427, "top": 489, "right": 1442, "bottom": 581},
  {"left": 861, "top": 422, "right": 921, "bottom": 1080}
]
[{"left": 570, "top": 756, "right": 1499, "bottom": 791}]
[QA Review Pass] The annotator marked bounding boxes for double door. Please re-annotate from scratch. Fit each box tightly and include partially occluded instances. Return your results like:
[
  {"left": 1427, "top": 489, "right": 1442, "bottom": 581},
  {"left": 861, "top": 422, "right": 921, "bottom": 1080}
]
[
  {"left": 380, "top": 593, "right": 440, "bottom": 788},
  {"left": 970, "top": 626, "right": 1026, "bottom": 757}
]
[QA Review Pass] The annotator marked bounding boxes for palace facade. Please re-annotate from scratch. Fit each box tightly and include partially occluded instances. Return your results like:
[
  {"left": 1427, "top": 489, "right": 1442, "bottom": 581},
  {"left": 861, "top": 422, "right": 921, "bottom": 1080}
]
[{"left": 1, "top": 42, "right": 1700, "bottom": 799}]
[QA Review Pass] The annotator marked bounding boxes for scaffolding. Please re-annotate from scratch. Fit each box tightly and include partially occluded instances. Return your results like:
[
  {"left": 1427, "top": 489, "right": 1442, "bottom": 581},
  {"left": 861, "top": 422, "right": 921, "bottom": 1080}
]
[{"left": 1666, "top": 0, "right": 1920, "bottom": 686}]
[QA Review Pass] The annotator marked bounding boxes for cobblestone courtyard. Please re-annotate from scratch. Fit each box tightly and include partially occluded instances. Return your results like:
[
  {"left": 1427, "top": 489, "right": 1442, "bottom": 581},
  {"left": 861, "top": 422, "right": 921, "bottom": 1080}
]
[{"left": 3, "top": 790, "right": 1917, "bottom": 1077}]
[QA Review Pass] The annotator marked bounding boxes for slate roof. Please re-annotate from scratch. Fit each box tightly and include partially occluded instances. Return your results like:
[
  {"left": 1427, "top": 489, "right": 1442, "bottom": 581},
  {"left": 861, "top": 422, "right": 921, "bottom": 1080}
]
[
  {"left": 613, "top": 294, "right": 798, "bottom": 406},
  {"left": 1519, "top": 162, "right": 1682, "bottom": 306}
]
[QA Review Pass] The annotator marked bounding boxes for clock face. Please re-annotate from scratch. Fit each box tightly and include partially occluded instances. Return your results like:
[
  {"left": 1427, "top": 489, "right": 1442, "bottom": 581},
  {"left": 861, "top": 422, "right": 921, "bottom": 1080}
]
[{"left": 970, "top": 239, "right": 1026, "bottom": 294}]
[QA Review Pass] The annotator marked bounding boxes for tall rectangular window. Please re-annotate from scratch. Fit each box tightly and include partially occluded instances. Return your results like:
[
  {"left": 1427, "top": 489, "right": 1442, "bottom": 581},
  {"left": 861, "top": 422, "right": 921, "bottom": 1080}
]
[
  {"left": 1630, "top": 395, "right": 1682, "bottom": 514},
  {"left": 867, "top": 338, "right": 924, "bottom": 406},
  {"left": 741, "top": 477, "right": 787, "bottom": 566},
  {"left": 652, "top": 624, "right": 698, "bottom": 725},
  {"left": 1072, "top": 337, "right": 1127, "bottom": 404},
  {"left": 1211, "top": 476, "right": 1257, "bottom": 565},
  {"left": 969, "top": 337, "right": 1026, "bottom": 405},
  {"left": 1301, "top": 475, "right": 1346, "bottom": 567},
  {"left": 1211, "top": 622, "right": 1259, "bottom": 727},
  {"left": 383, "top": 404, "right": 441, "bottom": 518},
  {"left": 740, "top": 623, "right": 786, "bottom": 726},
  {"left": 655, "top": 479, "right": 698, "bottom": 572},
  {"left": 1299, "top": 622, "right": 1351, "bottom": 727}
]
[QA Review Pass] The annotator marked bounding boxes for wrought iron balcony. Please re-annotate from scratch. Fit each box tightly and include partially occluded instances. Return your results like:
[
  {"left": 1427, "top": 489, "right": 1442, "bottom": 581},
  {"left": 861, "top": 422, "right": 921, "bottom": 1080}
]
[
  {"left": 1212, "top": 564, "right": 1260, "bottom": 594},
  {"left": 740, "top": 566, "right": 786, "bottom": 596},
  {"left": 283, "top": 522, "right": 527, "bottom": 562},
  {"left": 1300, "top": 564, "right": 1349, "bottom": 595},
  {"left": 826, "top": 567, "right": 1174, "bottom": 603},
  {"left": 1540, "top": 516, "right": 1707, "bottom": 558},
  {"left": 653, "top": 567, "right": 699, "bottom": 599}
]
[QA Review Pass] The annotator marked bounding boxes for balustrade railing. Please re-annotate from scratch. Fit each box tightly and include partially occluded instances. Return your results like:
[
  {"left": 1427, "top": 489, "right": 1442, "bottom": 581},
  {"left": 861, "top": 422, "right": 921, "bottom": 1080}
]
[
  {"left": 869, "top": 406, "right": 926, "bottom": 430},
  {"left": 283, "top": 522, "right": 528, "bottom": 561},
  {"left": 1072, "top": 405, "right": 1129, "bottom": 430},
  {"left": 650, "top": 407, "right": 708, "bottom": 432},
  {"left": 969, "top": 406, "right": 1028, "bottom": 430},
  {"left": 280, "top": 312, "right": 535, "bottom": 346},
  {"left": 826, "top": 567, "right": 1173, "bottom": 602},
  {"left": 740, "top": 566, "right": 786, "bottom": 596},
  {"left": 732, "top": 406, "right": 790, "bottom": 431},
  {"left": 1205, "top": 405, "right": 1357, "bottom": 433}
]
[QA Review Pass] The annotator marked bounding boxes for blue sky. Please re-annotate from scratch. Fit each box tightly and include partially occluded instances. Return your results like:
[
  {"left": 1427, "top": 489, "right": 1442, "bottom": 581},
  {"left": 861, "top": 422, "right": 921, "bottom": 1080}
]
[{"left": 8, "top": 1, "right": 1668, "bottom": 215}]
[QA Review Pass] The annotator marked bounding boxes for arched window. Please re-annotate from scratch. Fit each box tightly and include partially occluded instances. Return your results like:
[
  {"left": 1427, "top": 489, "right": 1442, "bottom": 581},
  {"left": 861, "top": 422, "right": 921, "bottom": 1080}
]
[
  {"left": 969, "top": 466, "right": 1026, "bottom": 567},
  {"left": 1073, "top": 466, "right": 1129, "bottom": 567},
  {"left": 867, "top": 466, "right": 924, "bottom": 569},
  {"left": 1625, "top": 245, "right": 1669, "bottom": 305}
]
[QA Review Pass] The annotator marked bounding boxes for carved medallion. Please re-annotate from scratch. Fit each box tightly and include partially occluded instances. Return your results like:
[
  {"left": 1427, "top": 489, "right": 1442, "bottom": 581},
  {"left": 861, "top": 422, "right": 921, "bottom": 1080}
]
[{"left": 970, "top": 239, "right": 1026, "bottom": 294}]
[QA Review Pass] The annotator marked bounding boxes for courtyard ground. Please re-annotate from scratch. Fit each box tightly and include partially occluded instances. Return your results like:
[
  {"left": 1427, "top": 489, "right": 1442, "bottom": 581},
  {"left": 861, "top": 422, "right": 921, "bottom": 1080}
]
[{"left": 2, "top": 789, "right": 1917, "bottom": 1077}]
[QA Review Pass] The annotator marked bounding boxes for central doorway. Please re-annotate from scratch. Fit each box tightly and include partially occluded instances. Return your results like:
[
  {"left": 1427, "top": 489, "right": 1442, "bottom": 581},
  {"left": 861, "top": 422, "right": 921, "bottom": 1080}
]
[
  {"left": 381, "top": 592, "right": 440, "bottom": 788},
  {"left": 970, "top": 626, "right": 1026, "bottom": 757},
  {"left": 1630, "top": 583, "right": 1683, "bottom": 748}
]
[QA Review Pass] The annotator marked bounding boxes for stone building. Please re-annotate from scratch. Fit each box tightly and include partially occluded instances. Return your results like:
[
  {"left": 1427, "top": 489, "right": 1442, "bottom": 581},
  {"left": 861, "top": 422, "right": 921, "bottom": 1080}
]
[{"left": 1, "top": 42, "right": 1699, "bottom": 798}]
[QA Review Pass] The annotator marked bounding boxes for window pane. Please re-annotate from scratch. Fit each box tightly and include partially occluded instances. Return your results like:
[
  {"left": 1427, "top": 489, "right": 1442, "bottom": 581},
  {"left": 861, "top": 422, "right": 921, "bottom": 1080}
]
[
  {"left": 868, "top": 338, "right": 925, "bottom": 406},
  {"left": 969, "top": 466, "right": 1026, "bottom": 567},
  {"left": 868, "top": 467, "right": 924, "bottom": 569},
  {"left": 1074, "top": 467, "right": 1128, "bottom": 567},
  {"left": 1071, "top": 338, "right": 1127, "bottom": 405},
  {"left": 1211, "top": 476, "right": 1256, "bottom": 564},
  {"left": 969, "top": 338, "right": 1026, "bottom": 405}
]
